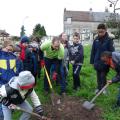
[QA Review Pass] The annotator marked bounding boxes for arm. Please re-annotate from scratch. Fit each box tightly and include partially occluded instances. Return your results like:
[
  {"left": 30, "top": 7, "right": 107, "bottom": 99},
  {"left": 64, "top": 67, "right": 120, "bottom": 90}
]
[
  {"left": 58, "top": 44, "right": 64, "bottom": 60},
  {"left": 29, "top": 89, "right": 41, "bottom": 107},
  {"left": 30, "top": 89, "right": 44, "bottom": 116},
  {"left": 112, "top": 72, "right": 120, "bottom": 83},
  {"left": 108, "top": 39, "right": 115, "bottom": 52}
]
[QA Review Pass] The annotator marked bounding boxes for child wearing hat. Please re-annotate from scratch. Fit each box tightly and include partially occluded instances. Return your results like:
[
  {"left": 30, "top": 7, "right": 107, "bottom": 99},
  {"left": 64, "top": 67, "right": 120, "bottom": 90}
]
[{"left": 0, "top": 71, "right": 45, "bottom": 120}]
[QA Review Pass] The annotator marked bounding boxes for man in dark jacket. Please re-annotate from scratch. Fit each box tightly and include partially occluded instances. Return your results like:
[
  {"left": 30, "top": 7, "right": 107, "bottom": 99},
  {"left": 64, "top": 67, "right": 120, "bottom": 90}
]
[
  {"left": 101, "top": 51, "right": 120, "bottom": 107},
  {"left": 90, "top": 24, "right": 114, "bottom": 94}
]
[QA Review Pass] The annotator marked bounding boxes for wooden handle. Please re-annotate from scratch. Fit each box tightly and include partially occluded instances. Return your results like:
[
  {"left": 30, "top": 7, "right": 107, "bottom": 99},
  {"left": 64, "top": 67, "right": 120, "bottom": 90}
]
[
  {"left": 90, "top": 83, "right": 109, "bottom": 103},
  {"left": 16, "top": 106, "right": 42, "bottom": 119},
  {"left": 44, "top": 66, "right": 53, "bottom": 89}
]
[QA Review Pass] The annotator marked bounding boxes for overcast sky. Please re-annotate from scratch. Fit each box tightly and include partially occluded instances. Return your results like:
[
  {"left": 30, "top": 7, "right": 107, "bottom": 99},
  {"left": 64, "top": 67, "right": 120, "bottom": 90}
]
[{"left": 0, "top": 0, "right": 120, "bottom": 36}]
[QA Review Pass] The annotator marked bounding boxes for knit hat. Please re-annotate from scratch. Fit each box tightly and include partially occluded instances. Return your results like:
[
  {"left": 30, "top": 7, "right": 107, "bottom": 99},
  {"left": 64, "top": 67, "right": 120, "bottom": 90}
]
[
  {"left": 3, "top": 39, "right": 14, "bottom": 48},
  {"left": 18, "top": 71, "right": 35, "bottom": 89},
  {"left": 21, "top": 36, "right": 29, "bottom": 43}
]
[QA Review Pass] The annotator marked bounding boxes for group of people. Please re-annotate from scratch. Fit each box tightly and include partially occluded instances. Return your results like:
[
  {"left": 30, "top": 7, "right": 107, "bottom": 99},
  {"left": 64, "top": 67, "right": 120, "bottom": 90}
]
[{"left": 0, "top": 23, "right": 120, "bottom": 120}]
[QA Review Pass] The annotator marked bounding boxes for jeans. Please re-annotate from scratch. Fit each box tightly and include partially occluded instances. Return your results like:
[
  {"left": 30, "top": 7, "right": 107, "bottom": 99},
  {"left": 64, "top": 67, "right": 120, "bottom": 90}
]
[
  {"left": 0, "top": 84, "right": 4, "bottom": 120},
  {"left": 44, "top": 58, "right": 66, "bottom": 93},
  {"left": 2, "top": 101, "right": 33, "bottom": 120},
  {"left": 73, "top": 65, "right": 82, "bottom": 89}
]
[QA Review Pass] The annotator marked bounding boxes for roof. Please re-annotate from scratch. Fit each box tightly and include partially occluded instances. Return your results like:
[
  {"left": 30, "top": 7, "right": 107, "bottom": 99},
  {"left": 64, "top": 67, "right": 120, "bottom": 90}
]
[
  {"left": 0, "top": 30, "right": 9, "bottom": 36},
  {"left": 64, "top": 9, "right": 117, "bottom": 22}
]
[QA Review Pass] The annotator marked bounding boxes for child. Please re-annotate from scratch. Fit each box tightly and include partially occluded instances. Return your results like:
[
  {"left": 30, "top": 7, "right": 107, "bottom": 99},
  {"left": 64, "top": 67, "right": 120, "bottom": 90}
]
[
  {"left": 68, "top": 32, "right": 84, "bottom": 90},
  {"left": 101, "top": 51, "right": 120, "bottom": 107},
  {"left": 0, "top": 71, "right": 45, "bottom": 120},
  {"left": 90, "top": 24, "right": 114, "bottom": 94}
]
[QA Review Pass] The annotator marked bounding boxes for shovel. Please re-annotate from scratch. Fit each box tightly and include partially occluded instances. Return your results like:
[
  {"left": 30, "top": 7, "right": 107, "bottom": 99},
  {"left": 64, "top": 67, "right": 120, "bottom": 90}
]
[
  {"left": 83, "top": 83, "right": 109, "bottom": 110},
  {"left": 16, "top": 106, "right": 46, "bottom": 120},
  {"left": 44, "top": 66, "right": 60, "bottom": 106}
]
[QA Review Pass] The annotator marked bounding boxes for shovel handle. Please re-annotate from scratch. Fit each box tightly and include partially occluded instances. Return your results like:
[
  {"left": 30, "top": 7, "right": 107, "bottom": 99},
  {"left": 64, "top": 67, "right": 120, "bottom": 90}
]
[
  {"left": 16, "top": 106, "right": 42, "bottom": 119},
  {"left": 90, "top": 83, "right": 109, "bottom": 103},
  {"left": 44, "top": 66, "right": 53, "bottom": 89}
]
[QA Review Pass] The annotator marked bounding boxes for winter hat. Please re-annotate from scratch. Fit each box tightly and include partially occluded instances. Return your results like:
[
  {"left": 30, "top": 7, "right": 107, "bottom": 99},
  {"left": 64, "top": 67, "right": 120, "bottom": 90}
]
[
  {"left": 21, "top": 36, "right": 29, "bottom": 43},
  {"left": 3, "top": 39, "right": 14, "bottom": 48},
  {"left": 18, "top": 71, "right": 35, "bottom": 89},
  {"left": 30, "top": 42, "right": 38, "bottom": 48}
]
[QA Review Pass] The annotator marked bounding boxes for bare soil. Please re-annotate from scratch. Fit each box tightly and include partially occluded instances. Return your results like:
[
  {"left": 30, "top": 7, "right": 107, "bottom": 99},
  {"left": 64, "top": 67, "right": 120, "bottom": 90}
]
[{"left": 32, "top": 96, "right": 102, "bottom": 120}]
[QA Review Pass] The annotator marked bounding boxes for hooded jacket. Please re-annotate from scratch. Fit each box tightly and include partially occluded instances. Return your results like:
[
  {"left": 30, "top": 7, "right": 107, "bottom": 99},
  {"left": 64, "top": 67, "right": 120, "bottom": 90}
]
[
  {"left": 0, "top": 50, "right": 22, "bottom": 85},
  {"left": 0, "top": 77, "right": 41, "bottom": 107}
]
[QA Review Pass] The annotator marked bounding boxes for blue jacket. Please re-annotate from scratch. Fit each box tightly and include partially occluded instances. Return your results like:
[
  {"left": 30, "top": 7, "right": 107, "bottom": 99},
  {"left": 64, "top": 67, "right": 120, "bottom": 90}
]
[
  {"left": 0, "top": 50, "right": 22, "bottom": 85},
  {"left": 69, "top": 42, "right": 84, "bottom": 65},
  {"left": 90, "top": 33, "right": 115, "bottom": 71}
]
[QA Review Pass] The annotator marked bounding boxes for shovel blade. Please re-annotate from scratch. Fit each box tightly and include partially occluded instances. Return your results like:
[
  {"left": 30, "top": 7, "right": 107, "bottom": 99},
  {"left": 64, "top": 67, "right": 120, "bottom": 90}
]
[{"left": 82, "top": 101, "right": 95, "bottom": 110}]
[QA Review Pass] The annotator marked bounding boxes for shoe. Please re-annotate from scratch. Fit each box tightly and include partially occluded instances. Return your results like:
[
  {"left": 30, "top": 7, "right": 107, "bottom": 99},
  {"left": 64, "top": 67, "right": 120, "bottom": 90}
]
[
  {"left": 102, "top": 90, "right": 107, "bottom": 95},
  {"left": 95, "top": 89, "right": 99, "bottom": 94},
  {"left": 60, "top": 92, "right": 66, "bottom": 97},
  {"left": 44, "top": 90, "right": 49, "bottom": 95}
]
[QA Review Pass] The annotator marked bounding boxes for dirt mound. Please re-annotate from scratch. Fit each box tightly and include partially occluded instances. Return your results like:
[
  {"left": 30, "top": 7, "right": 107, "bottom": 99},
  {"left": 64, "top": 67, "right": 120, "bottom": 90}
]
[{"left": 42, "top": 96, "right": 102, "bottom": 120}]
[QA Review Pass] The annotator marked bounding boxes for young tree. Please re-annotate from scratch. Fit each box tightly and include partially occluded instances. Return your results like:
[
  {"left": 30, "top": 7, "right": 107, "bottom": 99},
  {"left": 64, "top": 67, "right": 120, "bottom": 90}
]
[
  {"left": 32, "top": 24, "right": 46, "bottom": 38},
  {"left": 20, "top": 25, "right": 25, "bottom": 37}
]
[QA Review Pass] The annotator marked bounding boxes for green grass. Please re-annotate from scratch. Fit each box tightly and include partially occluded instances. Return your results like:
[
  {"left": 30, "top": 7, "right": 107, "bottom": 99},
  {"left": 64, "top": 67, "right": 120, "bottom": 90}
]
[{"left": 13, "top": 45, "right": 120, "bottom": 120}]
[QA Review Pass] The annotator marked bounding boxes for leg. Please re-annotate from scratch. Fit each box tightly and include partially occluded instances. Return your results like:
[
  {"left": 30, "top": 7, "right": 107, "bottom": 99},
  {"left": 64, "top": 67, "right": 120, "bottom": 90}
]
[
  {"left": 101, "top": 71, "right": 107, "bottom": 88},
  {"left": 19, "top": 101, "right": 33, "bottom": 120},
  {"left": 96, "top": 70, "right": 102, "bottom": 90},
  {"left": 59, "top": 64, "right": 66, "bottom": 94},
  {"left": 73, "top": 65, "right": 81, "bottom": 89},
  {"left": 2, "top": 105, "right": 12, "bottom": 120}
]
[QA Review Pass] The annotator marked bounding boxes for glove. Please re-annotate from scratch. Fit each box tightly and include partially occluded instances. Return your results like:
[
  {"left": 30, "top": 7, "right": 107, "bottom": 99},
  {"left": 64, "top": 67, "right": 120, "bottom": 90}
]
[
  {"left": 34, "top": 105, "right": 44, "bottom": 116},
  {"left": 70, "top": 61, "right": 75, "bottom": 65},
  {"left": 52, "top": 72, "right": 57, "bottom": 81},
  {"left": 40, "top": 60, "right": 45, "bottom": 68},
  {"left": 8, "top": 104, "right": 17, "bottom": 109}
]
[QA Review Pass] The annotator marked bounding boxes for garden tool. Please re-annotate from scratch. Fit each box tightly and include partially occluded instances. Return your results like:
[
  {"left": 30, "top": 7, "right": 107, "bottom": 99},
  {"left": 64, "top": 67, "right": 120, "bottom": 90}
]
[
  {"left": 16, "top": 106, "right": 47, "bottom": 120},
  {"left": 44, "top": 66, "right": 60, "bottom": 106},
  {"left": 82, "top": 83, "right": 109, "bottom": 110}
]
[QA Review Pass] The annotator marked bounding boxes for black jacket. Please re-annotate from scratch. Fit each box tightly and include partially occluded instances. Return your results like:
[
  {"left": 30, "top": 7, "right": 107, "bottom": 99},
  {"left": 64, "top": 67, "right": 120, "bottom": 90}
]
[
  {"left": 90, "top": 32, "right": 114, "bottom": 71},
  {"left": 69, "top": 42, "right": 84, "bottom": 65}
]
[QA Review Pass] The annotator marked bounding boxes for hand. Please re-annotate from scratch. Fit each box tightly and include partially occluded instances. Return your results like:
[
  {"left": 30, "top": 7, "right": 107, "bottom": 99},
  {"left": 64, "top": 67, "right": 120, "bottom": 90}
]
[
  {"left": 70, "top": 61, "right": 75, "bottom": 65},
  {"left": 52, "top": 72, "right": 57, "bottom": 81},
  {"left": 8, "top": 104, "right": 17, "bottom": 109},
  {"left": 34, "top": 105, "right": 44, "bottom": 116},
  {"left": 107, "top": 80, "right": 112, "bottom": 84},
  {"left": 40, "top": 60, "right": 45, "bottom": 68}
]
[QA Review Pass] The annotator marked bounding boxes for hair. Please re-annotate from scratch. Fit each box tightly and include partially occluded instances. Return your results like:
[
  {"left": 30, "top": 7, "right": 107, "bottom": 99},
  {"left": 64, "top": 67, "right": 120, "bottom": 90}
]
[
  {"left": 73, "top": 32, "right": 80, "bottom": 39},
  {"left": 101, "top": 51, "right": 112, "bottom": 58},
  {"left": 52, "top": 36, "right": 60, "bottom": 44},
  {"left": 97, "top": 23, "right": 107, "bottom": 30}
]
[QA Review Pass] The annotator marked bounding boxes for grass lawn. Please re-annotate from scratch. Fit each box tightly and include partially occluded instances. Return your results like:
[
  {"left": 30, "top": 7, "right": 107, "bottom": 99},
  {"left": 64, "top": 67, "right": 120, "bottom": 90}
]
[{"left": 13, "top": 45, "right": 120, "bottom": 120}]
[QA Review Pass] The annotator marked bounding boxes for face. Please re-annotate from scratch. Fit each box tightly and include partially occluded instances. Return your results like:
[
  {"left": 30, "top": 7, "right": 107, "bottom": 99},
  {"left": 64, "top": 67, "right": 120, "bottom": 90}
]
[
  {"left": 52, "top": 41, "right": 60, "bottom": 50},
  {"left": 101, "top": 56, "right": 108, "bottom": 63},
  {"left": 73, "top": 36, "right": 80, "bottom": 43},
  {"left": 22, "top": 42, "right": 29, "bottom": 47},
  {"left": 97, "top": 29, "right": 106, "bottom": 38},
  {"left": 62, "top": 33, "right": 67, "bottom": 41},
  {"left": 6, "top": 45, "right": 14, "bottom": 52}
]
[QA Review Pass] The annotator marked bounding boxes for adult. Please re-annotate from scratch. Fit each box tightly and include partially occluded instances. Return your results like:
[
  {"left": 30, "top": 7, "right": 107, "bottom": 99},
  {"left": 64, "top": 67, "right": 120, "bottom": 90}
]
[{"left": 40, "top": 37, "right": 66, "bottom": 95}]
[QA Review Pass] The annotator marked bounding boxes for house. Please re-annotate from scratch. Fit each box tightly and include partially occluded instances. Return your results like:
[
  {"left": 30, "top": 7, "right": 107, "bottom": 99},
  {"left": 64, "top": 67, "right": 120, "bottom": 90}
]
[
  {"left": 63, "top": 8, "right": 120, "bottom": 41},
  {"left": 0, "top": 30, "right": 9, "bottom": 45}
]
